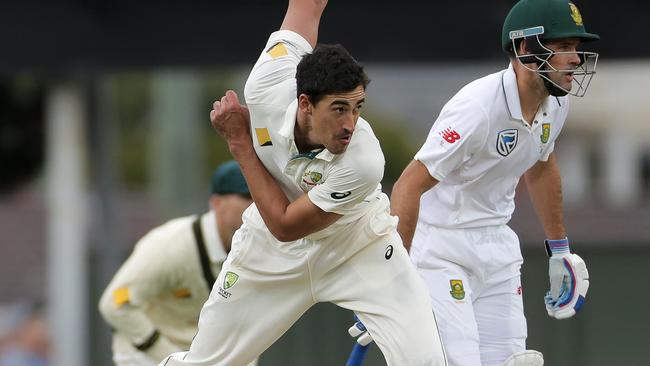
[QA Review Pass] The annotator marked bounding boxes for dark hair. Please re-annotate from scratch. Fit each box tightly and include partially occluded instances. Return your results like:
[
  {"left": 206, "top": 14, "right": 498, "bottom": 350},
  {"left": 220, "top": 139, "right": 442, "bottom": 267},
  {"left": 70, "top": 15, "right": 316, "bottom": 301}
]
[
  {"left": 505, "top": 38, "right": 525, "bottom": 59},
  {"left": 296, "top": 44, "right": 370, "bottom": 105}
]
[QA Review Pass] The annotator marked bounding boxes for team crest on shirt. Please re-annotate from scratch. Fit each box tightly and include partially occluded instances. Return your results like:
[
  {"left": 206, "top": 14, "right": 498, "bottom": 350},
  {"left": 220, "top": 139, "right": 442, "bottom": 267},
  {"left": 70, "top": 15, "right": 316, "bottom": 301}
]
[
  {"left": 224, "top": 272, "right": 239, "bottom": 289},
  {"left": 540, "top": 123, "right": 551, "bottom": 144},
  {"left": 449, "top": 280, "right": 466, "bottom": 300},
  {"left": 218, "top": 271, "right": 239, "bottom": 299},
  {"left": 496, "top": 129, "right": 518, "bottom": 156},
  {"left": 300, "top": 170, "right": 323, "bottom": 192}
]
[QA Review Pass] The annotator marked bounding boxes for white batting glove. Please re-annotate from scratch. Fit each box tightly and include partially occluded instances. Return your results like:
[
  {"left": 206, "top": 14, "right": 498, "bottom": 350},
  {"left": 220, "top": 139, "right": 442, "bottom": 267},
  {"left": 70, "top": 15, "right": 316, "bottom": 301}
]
[
  {"left": 544, "top": 238, "right": 589, "bottom": 319},
  {"left": 348, "top": 317, "right": 373, "bottom": 346},
  {"left": 502, "top": 350, "right": 544, "bottom": 366}
]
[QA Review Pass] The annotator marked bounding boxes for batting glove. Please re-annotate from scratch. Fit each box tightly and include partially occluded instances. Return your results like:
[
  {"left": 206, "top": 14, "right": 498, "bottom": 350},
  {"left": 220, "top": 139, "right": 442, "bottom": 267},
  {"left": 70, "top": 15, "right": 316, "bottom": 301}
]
[
  {"left": 502, "top": 350, "right": 544, "bottom": 366},
  {"left": 348, "top": 316, "right": 373, "bottom": 346},
  {"left": 544, "top": 238, "right": 589, "bottom": 319}
]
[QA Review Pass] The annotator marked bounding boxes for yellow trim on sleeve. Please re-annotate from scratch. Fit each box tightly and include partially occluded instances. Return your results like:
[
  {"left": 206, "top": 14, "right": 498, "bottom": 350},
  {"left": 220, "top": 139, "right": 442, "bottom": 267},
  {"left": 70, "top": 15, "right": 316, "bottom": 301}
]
[
  {"left": 255, "top": 128, "right": 273, "bottom": 146},
  {"left": 173, "top": 288, "right": 192, "bottom": 298},
  {"left": 112, "top": 287, "right": 130, "bottom": 307},
  {"left": 267, "top": 43, "right": 288, "bottom": 59}
]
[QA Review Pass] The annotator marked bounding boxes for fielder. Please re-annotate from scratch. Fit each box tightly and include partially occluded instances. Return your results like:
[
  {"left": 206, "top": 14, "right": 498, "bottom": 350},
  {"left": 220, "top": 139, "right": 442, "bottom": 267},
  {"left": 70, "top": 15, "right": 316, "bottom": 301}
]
[
  {"left": 390, "top": 1, "right": 599, "bottom": 365},
  {"left": 99, "top": 161, "right": 255, "bottom": 366},
  {"left": 160, "top": 0, "right": 446, "bottom": 365}
]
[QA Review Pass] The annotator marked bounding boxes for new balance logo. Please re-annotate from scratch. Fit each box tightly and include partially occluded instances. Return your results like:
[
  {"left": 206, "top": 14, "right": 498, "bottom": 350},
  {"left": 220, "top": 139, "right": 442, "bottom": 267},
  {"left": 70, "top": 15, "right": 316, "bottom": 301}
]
[{"left": 439, "top": 127, "right": 461, "bottom": 143}]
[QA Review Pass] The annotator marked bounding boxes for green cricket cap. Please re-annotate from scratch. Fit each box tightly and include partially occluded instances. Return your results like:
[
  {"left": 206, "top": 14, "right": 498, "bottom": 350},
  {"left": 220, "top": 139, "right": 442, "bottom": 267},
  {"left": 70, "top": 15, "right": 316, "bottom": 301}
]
[{"left": 210, "top": 160, "right": 250, "bottom": 196}]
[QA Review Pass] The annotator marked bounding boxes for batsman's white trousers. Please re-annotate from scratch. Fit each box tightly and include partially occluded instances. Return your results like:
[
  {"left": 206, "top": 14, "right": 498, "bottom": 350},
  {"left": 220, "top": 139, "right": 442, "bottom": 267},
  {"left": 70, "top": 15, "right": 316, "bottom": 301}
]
[
  {"left": 161, "top": 196, "right": 446, "bottom": 366},
  {"left": 410, "top": 223, "right": 526, "bottom": 366}
]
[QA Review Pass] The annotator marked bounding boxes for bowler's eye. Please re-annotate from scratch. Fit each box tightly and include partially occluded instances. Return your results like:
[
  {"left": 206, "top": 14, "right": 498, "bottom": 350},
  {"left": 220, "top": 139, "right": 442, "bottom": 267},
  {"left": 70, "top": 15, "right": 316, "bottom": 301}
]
[{"left": 334, "top": 107, "right": 345, "bottom": 113}]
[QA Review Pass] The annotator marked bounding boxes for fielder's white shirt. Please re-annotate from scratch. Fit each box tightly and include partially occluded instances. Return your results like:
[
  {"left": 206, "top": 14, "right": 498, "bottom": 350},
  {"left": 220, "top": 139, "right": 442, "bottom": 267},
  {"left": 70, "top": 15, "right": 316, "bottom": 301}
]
[
  {"left": 244, "top": 30, "right": 384, "bottom": 238},
  {"left": 415, "top": 64, "right": 569, "bottom": 228},
  {"left": 99, "top": 211, "right": 227, "bottom": 362}
]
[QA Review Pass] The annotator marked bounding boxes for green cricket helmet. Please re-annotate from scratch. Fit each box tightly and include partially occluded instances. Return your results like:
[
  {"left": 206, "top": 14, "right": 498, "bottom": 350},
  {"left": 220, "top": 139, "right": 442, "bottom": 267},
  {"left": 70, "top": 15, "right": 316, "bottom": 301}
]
[{"left": 502, "top": 0, "right": 600, "bottom": 97}]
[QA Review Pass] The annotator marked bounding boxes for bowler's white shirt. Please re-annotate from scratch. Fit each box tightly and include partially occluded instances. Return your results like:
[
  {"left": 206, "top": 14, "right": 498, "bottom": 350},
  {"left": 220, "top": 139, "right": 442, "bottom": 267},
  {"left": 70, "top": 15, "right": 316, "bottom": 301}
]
[
  {"left": 244, "top": 30, "right": 384, "bottom": 238},
  {"left": 415, "top": 64, "right": 569, "bottom": 228}
]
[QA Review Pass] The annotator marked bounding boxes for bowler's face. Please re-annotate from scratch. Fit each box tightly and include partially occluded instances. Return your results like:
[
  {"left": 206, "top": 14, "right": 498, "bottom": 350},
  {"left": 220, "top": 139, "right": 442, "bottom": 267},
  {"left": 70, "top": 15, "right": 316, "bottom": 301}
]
[{"left": 310, "top": 85, "right": 366, "bottom": 155}]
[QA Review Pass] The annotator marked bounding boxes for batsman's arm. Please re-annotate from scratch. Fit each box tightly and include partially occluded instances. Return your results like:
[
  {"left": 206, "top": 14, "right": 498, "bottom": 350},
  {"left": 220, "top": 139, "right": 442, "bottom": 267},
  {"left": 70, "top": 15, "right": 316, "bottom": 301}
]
[
  {"left": 523, "top": 153, "right": 567, "bottom": 240},
  {"left": 391, "top": 159, "right": 439, "bottom": 251},
  {"left": 280, "top": 0, "right": 329, "bottom": 48}
]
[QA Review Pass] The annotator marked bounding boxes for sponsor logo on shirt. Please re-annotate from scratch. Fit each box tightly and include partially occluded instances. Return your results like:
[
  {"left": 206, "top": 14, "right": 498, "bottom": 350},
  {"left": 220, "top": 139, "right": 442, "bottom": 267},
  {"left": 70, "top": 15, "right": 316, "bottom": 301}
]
[
  {"left": 449, "top": 279, "right": 466, "bottom": 300},
  {"left": 384, "top": 245, "right": 393, "bottom": 260},
  {"left": 496, "top": 129, "right": 518, "bottom": 156},
  {"left": 540, "top": 123, "right": 551, "bottom": 144},
  {"left": 255, "top": 128, "right": 273, "bottom": 147},
  {"left": 439, "top": 127, "right": 461, "bottom": 143},
  {"left": 172, "top": 288, "right": 192, "bottom": 298},
  {"left": 330, "top": 191, "right": 352, "bottom": 199},
  {"left": 267, "top": 42, "right": 289, "bottom": 59},
  {"left": 112, "top": 287, "right": 130, "bottom": 307}
]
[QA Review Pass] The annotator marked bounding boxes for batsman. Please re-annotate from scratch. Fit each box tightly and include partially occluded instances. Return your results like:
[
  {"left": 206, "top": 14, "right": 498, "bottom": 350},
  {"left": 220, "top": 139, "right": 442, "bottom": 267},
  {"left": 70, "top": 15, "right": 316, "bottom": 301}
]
[{"left": 391, "top": 0, "right": 599, "bottom": 365}]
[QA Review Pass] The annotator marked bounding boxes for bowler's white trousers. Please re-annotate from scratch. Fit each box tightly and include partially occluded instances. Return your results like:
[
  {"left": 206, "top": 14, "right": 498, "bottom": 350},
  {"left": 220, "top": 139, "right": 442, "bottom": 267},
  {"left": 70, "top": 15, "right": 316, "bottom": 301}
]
[
  {"left": 410, "top": 223, "right": 526, "bottom": 366},
  {"left": 161, "top": 196, "right": 446, "bottom": 366}
]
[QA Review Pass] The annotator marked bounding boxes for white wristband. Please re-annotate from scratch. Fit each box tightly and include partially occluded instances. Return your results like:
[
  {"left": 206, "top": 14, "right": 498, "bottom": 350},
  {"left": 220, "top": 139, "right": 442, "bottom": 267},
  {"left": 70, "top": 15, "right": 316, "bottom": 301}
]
[{"left": 545, "top": 237, "right": 570, "bottom": 256}]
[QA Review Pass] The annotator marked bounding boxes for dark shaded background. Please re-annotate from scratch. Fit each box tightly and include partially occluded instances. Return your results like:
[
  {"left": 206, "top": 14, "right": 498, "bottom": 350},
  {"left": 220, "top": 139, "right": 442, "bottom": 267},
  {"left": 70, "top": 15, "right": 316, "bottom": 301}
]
[{"left": 0, "top": 0, "right": 639, "bottom": 72}]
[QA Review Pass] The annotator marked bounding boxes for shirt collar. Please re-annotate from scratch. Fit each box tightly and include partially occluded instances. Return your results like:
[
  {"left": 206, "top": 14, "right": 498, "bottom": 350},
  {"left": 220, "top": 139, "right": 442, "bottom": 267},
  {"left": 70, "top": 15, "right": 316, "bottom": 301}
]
[
  {"left": 278, "top": 99, "right": 298, "bottom": 139},
  {"left": 503, "top": 63, "right": 523, "bottom": 121},
  {"left": 200, "top": 210, "right": 227, "bottom": 264},
  {"left": 502, "top": 63, "right": 563, "bottom": 122}
]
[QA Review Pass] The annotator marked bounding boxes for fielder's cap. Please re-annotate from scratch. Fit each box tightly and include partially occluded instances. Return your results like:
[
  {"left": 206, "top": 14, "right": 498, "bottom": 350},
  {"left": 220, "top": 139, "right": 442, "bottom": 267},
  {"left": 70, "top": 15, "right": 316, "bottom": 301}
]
[
  {"left": 210, "top": 160, "right": 250, "bottom": 196},
  {"left": 502, "top": 0, "right": 600, "bottom": 52}
]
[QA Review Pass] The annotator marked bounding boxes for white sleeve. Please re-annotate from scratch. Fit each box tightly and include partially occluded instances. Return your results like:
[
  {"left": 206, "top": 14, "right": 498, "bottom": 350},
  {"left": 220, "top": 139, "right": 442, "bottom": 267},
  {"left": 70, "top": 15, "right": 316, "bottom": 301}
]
[
  {"left": 540, "top": 141, "right": 555, "bottom": 161},
  {"left": 308, "top": 132, "right": 384, "bottom": 215},
  {"left": 244, "top": 30, "right": 314, "bottom": 105},
  {"left": 414, "top": 97, "right": 488, "bottom": 181}
]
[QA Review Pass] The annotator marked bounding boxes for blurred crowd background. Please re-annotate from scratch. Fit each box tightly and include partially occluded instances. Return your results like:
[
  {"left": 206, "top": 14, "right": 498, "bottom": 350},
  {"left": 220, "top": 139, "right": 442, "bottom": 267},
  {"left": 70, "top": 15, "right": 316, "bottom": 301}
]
[{"left": 1, "top": 1, "right": 648, "bottom": 365}]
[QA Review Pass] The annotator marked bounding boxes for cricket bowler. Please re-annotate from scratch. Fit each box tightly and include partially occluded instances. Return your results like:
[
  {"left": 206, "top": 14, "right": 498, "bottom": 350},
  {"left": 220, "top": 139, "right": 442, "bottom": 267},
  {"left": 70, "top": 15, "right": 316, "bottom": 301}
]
[{"left": 159, "top": 0, "right": 446, "bottom": 365}]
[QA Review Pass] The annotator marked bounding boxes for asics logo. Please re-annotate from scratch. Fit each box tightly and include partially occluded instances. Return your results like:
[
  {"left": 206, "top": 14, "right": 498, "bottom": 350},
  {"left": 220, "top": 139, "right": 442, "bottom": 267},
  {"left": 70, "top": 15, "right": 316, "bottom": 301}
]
[
  {"left": 385, "top": 245, "right": 393, "bottom": 260},
  {"left": 330, "top": 191, "right": 352, "bottom": 199}
]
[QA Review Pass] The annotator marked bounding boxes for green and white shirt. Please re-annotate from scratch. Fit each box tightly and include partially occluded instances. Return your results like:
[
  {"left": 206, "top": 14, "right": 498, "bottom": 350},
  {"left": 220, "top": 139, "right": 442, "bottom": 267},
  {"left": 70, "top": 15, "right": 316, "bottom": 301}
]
[{"left": 415, "top": 64, "right": 569, "bottom": 229}]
